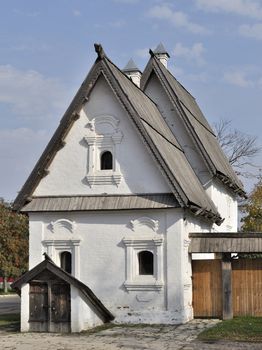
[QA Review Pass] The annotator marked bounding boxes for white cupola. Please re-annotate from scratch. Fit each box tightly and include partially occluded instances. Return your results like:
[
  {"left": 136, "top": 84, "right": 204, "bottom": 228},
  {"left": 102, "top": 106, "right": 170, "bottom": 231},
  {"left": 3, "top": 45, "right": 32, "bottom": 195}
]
[
  {"left": 154, "top": 43, "right": 170, "bottom": 68},
  {"left": 122, "top": 58, "right": 142, "bottom": 87}
]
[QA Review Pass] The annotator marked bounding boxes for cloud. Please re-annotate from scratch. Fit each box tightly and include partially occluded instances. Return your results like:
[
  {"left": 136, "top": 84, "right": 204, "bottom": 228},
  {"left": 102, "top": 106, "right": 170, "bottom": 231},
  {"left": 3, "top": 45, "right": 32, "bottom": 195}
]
[
  {"left": 239, "top": 23, "right": 262, "bottom": 39},
  {"left": 147, "top": 4, "right": 209, "bottom": 34},
  {"left": 73, "top": 10, "right": 81, "bottom": 16},
  {"left": 0, "top": 128, "right": 49, "bottom": 201},
  {"left": 224, "top": 70, "right": 254, "bottom": 87},
  {"left": 135, "top": 48, "right": 149, "bottom": 58},
  {"left": 195, "top": 0, "right": 262, "bottom": 20},
  {"left": 0, "top": 65, "right": 68, "bottom": 121},
  {"left": 109, "top": 19, "right": 126, "bottom": 27},
  {"left": 173, "top": 42, "right": 206, "bottom": 65}
]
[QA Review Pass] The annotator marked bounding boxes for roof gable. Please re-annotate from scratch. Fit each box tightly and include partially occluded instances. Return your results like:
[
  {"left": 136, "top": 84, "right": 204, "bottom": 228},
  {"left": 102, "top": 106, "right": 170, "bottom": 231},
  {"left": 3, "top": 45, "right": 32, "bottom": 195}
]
[
  {"left": 141, "top": 54, "right": 245, "bottom": 197},
  {"left": 14, "top": 44, "right": 222, "bottom": 224}
]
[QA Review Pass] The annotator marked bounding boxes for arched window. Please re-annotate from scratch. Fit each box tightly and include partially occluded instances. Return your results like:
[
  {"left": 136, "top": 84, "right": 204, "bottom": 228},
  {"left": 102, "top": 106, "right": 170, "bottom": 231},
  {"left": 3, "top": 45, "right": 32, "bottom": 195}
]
[
  {"left": 100, "top": 151, "right": 113, "bottom": 170},
  {"left": 138, "top": 251, "right": 154, "bottom": 275},
  {"left": 60, "top": 251, "right": 72, "bottom": 274}
]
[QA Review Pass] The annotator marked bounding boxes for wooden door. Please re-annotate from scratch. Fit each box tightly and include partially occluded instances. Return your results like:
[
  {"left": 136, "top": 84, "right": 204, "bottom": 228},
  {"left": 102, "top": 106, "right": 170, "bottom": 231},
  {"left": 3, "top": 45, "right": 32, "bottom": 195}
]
[
  {"left": 29, "top": 282, "right": 48, "bottom": 332},
  {"left": 192, "top": 260, "right": 222, "bottom": 318},
  {"left": 49, "top": 283, "right": 71, "bottom": 332},
  {"left": 29, "top": 280, "right": 71, "bottom": 332}
]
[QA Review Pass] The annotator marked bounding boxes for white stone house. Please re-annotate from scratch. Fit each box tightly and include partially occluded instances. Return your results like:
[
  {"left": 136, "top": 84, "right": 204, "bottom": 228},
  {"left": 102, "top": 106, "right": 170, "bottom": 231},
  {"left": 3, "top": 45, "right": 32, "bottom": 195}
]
[{"left": 12, "top": 43, "right": 245, "bottom": 332}]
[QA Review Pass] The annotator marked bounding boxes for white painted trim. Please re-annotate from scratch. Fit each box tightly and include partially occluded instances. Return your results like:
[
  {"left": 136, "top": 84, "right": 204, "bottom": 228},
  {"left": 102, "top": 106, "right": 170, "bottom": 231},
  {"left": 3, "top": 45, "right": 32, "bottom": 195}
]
[
  {"left": 83, "top": 114, "right": 123, "bottom": 187},
  {"left": 42, "top": 239, "right": 81, "bottom": 279},
  {"left": 50, "top": 219, "right": 76, "bottom": 234},
  {"left": 130, "top": 217, "right": 159, "bottom": 233},
  {"left": 123, "top": 236, "right": 164, "bottom": 291}
]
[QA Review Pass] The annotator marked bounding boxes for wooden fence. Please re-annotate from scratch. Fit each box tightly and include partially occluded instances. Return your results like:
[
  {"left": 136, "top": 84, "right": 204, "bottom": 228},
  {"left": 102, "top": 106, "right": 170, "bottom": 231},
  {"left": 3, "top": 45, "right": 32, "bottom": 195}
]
[{"left": 192, "top": 258, "right": 262, "bottom": 318}]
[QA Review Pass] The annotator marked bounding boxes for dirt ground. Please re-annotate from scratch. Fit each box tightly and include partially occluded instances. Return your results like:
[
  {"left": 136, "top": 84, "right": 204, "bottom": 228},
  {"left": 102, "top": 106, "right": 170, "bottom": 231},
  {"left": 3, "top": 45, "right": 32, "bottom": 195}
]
[{"left": 1, "top": 319, "right": 262, "bottom": 350}]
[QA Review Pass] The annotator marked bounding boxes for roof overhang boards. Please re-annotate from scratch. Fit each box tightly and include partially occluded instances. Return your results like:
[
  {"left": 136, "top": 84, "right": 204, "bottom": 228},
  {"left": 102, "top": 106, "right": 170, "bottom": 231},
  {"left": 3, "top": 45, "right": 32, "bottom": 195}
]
[{"left": 142, "top": 51, "right": 245, "bottom": 199}]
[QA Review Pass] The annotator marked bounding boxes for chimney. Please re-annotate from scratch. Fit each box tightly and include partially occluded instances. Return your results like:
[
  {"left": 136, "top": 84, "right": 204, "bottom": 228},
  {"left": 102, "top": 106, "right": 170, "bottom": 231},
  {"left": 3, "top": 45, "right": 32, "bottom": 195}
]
[
  {"left": 154, "top": 43, "right": 170, "bottom": 68},
  {"left": 122, "top": 58, "right": 142, "bottom": 87}
]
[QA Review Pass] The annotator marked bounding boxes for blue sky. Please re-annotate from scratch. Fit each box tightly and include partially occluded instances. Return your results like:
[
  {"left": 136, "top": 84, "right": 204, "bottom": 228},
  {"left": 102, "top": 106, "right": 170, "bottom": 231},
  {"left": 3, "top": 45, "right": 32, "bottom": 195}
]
[{"left": 1, "top": 0, "right": 262, "bottom": 201}]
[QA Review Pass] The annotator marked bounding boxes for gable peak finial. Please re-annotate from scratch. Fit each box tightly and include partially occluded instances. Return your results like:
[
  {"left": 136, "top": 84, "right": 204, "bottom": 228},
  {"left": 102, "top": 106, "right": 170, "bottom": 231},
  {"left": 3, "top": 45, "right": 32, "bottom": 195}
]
[{"left": 94, "top": 43, "right": 106, "bottom": 59}]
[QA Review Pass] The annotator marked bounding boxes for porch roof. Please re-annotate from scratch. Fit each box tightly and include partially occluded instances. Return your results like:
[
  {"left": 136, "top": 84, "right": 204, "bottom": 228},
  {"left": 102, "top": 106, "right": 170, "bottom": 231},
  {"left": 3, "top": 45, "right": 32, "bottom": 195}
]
[
  {"left": 189, "top": 232, "right": 262, "bottom": 253},
  {"left": 11, "top": 255, "right": 114, "bottom": 323}
]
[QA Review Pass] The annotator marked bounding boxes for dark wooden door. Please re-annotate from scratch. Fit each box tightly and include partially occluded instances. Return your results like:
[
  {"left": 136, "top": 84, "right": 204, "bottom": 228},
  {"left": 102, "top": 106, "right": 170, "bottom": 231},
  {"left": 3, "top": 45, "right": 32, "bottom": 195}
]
[
  {"left": 29, "top": 282, "right": 48, "bottom": 332},
  {"left": 29, "top": 280, "right": 71, "bottom": 332},
  {"left": 49, "top": 283, "right": 71, "bottom": 332}
]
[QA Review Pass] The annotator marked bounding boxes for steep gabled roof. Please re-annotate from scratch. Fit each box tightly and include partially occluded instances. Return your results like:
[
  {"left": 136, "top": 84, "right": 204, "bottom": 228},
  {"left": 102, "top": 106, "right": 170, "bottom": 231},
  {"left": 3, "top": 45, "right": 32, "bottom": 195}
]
[
  {"left": 141, "top": 53, "right": 245, "bottom": 197},
  {"left": 13, "top": 44, "right": 222, "bottom": 224},
  {"left": 11, "top": 255, "right": 114, "bottom": 323}
]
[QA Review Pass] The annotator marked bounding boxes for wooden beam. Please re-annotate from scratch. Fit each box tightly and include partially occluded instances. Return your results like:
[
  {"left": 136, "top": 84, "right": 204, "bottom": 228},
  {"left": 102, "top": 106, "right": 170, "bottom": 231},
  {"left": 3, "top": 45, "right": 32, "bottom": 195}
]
[{"left": 222, "top": 253, "right": 233, "bottom": 320}]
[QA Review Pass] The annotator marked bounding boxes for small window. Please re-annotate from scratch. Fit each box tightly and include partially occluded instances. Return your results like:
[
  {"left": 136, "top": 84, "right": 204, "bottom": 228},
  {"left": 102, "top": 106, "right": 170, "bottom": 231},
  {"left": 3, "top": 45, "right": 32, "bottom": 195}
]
[
  {"left": 138, "top": 251, "right": 154, "bottom": 275},
  {"left": 60, "top": 251, "right": 72, "bottom": 274},
  {"left": 101, "top": 151, "right": 113, "bottom": 170}
]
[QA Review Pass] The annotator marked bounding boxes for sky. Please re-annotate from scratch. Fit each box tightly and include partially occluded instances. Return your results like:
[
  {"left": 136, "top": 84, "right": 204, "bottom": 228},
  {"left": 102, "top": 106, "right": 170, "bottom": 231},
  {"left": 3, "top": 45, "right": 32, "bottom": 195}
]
[{"left": 0, "top": 0, "right": 262, "bottom": 202}]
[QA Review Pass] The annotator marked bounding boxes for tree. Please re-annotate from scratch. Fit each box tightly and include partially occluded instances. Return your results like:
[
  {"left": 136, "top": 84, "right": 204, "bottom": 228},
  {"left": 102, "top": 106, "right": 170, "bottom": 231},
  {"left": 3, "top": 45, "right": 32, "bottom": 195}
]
[
  {"left": 213, "top": 119, "right": 261, "bottom": 178},
  {"left": 241, "top": 178, "right": 262, "bottom": 232},
  {"left": 0, "top": 199, "right": 28, "bottom": 292}
]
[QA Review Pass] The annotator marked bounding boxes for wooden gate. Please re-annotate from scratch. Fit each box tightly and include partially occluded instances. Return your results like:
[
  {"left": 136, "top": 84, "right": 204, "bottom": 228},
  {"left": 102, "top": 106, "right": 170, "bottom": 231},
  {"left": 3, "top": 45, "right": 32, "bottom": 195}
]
[
  {"left": 29, "top": 279, "right": 71, "bottom": 332},
  {"left": 192, "top": 258, "right": 262, "bottom": 318},
  {"left": 192, "top": 260, "right": 222, "bottom": 318},
  {"left": 232, "top": 259, "right": 262, "bottom": 316}
]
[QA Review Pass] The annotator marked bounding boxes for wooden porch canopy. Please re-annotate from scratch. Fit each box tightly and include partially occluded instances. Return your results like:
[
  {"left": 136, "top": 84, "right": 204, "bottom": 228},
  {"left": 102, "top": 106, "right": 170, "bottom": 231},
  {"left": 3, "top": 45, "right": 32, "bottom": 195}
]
[{"left": 189, "top": 232, "right": 262, "bottom": 253}]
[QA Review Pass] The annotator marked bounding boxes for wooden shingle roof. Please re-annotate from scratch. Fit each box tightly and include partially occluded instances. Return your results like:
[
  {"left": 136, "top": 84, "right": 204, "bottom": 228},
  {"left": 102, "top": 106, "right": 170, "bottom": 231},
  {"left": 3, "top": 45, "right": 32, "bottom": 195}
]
[
  {"left": 189, "top": 232, "right": 262, "bottom": 253},
  {"left": 21, "top": 194, "right": 179, "bottom": 212},
  {"left": 13, "top": 44, "right": 222, "bottom": 224},
  {"left": 141, "top": 53, "right": 245, "bottom": 197}
]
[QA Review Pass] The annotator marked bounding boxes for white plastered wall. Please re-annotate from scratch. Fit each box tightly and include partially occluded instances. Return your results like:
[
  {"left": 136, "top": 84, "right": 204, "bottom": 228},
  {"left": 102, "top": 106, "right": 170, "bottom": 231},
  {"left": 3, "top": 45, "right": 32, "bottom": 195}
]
[
  {"left": 27, "top": 208, "right": 195, "bottom": 324},
  {"left": 34, "top": 76, "right": 170, "bottom": 196}
]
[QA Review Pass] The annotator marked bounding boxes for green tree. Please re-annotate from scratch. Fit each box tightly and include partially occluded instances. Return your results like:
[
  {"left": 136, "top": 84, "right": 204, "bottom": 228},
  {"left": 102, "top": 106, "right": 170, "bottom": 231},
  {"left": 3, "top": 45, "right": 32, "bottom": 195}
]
[
  {"left": 241, "top": 178, "right": 262, "bottom": 232},
  {"left": 0, "top": 199, "right": 28, "bottom": 292}
]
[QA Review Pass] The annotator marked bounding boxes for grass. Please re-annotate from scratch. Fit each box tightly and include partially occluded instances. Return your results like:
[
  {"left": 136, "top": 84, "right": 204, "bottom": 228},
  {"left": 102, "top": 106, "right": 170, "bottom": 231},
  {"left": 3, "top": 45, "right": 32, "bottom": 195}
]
[
  {"left": 0, "top": 314, "right": 20, "bottom": 333},
  {"left": 198, "top": 317, "right": 262, "bottom": 342},
  {"left": 0, "top": 289, "right": 16, "bottom": 295}
]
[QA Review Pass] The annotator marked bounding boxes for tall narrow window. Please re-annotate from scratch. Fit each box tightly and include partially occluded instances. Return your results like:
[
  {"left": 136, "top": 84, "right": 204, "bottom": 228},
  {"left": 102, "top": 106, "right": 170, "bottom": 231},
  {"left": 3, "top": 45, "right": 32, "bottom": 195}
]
[
  {"left": 101, "top": 151, "right": 113, "bottom": 170},
  {"left": 138, "top": 251, "right": 154, "bottom": 275},
  {"left": 60, "top": 251, "right": 72, "bottom": 274}
]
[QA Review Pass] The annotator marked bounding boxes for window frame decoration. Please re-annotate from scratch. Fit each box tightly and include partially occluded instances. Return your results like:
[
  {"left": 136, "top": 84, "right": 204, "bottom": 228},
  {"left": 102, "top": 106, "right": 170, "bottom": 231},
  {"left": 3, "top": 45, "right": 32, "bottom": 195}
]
[
  {"left": 84, "top": 115, "right": 123, "bottom": 186},
  {"left": 123, "top": 217, "right": 164, "bottom": 291}
]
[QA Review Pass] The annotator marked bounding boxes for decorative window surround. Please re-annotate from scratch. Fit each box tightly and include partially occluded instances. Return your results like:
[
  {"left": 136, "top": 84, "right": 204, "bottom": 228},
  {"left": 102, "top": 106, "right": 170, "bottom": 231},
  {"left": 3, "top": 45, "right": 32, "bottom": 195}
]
[
  {"left": 123, "top": 236, "right": 164, "bottom": 292},
  {"left": 84, "top": 115, "right": 123, "bottom": 187},
  {"left": 130, "top": 217, "right": 159, "bottom": 233},
  {"left": 42, "top": 239, "right": 81, "bottom": 279},
  {"left": 50, "top": 219, "right": 76, "bottom": 234}
]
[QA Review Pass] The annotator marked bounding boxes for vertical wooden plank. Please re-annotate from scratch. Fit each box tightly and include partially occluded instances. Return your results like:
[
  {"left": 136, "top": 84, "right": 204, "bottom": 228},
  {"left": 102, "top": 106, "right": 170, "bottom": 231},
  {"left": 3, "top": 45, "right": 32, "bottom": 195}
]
[{"left": 222, "top": 253, "right": 233, "bottom": 320}]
